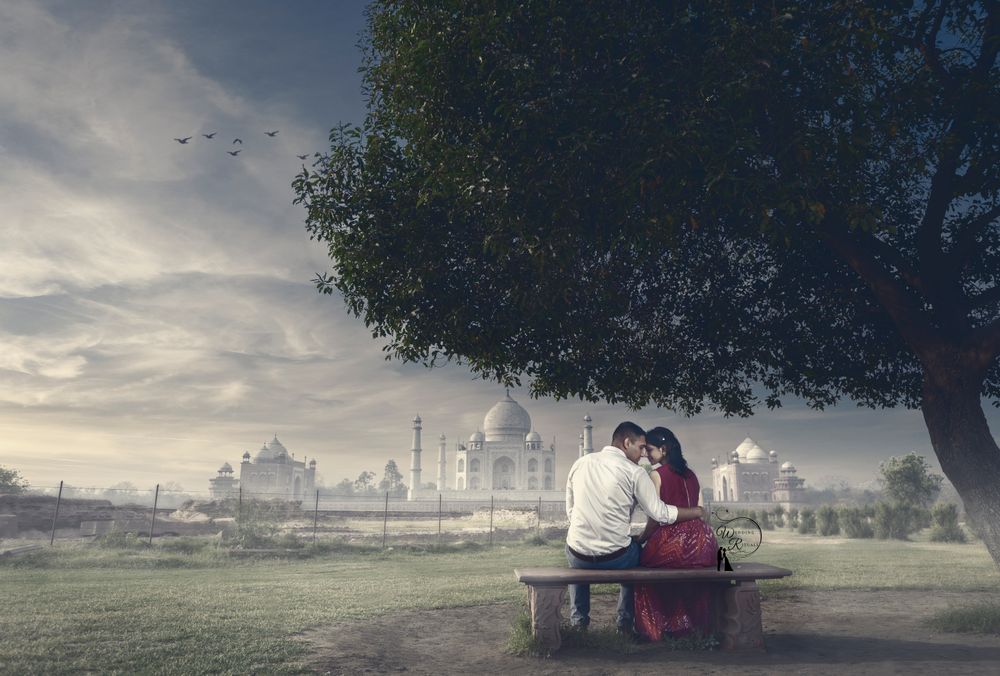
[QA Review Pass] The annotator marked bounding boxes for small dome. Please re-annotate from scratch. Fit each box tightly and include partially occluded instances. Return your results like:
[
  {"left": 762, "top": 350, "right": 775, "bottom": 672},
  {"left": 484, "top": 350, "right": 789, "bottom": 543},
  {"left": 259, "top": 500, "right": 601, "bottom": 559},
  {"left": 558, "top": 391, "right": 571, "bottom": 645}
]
[
  {"left": 267, "top": 435, "right": 288, "bottom": 456},
  {"left": 734, "top": 437, "right": 757, "bottom": 460},
  {"left": 220, "top": 462, "right": 233, "bottom": 472},
  {"left": 440, "top": 433, "right": 446, "bottom": 441},
  {"left": 583, "top": 413, "right": 592, "bottom": 423},
  {"left": 413, "top": 414, "right": 422, "bottom": 424},
  {"left": 781, "top": 461, "right": 796, "bottom": 471},
  {"left": 255, "top": 443, "right": 274, "bottom": 462},
  {"left": 483, "top": 393, "right": 531, "bottom": 441},
  {"left": 769, "top": 450, "right": 778, "bottom": 457},
  {"left": 526, "top": 430, "right": 542, "bottom": 442},
  {"left": 242, "top": 451, "right": 251, "bottom": 460},
  {"left": 469, "top": 430, "right": 485, "bottom": 442},
  {"left": 309, "top": 459, "right": 317, "bottom": 467}
]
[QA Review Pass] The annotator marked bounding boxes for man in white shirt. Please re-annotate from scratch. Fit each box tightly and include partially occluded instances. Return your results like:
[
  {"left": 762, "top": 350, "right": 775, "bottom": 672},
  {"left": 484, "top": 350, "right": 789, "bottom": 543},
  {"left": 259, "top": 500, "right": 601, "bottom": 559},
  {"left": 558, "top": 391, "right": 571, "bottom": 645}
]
[{"left": 565, "top": 421, "right": 705, "bottom": 634}]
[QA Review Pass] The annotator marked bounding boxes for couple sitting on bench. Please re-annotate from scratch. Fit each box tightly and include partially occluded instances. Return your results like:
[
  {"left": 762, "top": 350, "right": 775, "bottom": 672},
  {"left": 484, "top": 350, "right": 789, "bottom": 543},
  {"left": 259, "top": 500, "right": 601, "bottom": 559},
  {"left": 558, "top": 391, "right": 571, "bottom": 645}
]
[{"left": 565, "top": 421, "right": 717, "bottom": 641}]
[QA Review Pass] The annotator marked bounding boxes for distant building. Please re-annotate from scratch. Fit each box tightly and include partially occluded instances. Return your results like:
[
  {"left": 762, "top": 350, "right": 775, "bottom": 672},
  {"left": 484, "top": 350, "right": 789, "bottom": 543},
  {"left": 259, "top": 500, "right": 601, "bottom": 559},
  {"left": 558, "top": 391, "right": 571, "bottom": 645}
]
[
  {"left": 710, "top": 437, "right": 806, "bottom": 510},
  {"left": 208, "top": 435, "right": 316, "bottom": 500},
  {"left": 408, "top": 392, "right": 593, "bottom": 501}
]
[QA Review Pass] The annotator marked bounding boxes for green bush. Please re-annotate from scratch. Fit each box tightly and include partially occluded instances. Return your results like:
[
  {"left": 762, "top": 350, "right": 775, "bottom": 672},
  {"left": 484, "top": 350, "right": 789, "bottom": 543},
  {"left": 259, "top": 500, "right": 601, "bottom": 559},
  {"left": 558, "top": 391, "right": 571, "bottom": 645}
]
[
  {"left": 816, "top": 506, "right": 840, "bottom": 536},
  {"left": 929, "top": 503, "right": 967, "bottom": 543},
  {"left": 95, "top": 526, "right": 145, "bottom": 550},
  {"left": 758, "top": 511, "right": 774, "bottom": 531},
  {"left": 874, "top": 502, "right": 920, "bottom": 540},
  {"left": 797, "top": 509, "right": 816, "bottom": 535},
  {"left": 787, "top": 509, "right": 800, "bottom": 529},
  {"left": 839, "top": 507, "right": 874, "bottom": 538}
]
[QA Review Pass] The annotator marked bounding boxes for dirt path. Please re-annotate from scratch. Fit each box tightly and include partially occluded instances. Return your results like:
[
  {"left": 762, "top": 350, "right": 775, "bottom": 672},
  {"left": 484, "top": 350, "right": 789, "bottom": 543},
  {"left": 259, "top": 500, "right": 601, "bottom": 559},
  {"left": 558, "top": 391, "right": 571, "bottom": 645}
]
[{"left": 302, "top": 590, "right": 1000, "bottom": 675}]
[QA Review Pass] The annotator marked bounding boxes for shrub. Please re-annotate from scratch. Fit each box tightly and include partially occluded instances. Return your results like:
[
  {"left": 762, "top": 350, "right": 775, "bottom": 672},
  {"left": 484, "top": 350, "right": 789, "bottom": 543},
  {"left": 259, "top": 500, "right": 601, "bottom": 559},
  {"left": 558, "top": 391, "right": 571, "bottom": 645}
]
[
  {"left": 96, "top": 525, "right": 144, "bottom": 549},
  {"left": 787, "top": 509, "right": 800, "bottom": 529},
  {"left": 772, "top": 510, "right": 785, "bottom": 528},
  {"left": 874, "top": 502, "right": 920, "bottom": 540},
  {"left": 758, "top": 511, "right": 773, "bottom": 530},
  {"left": 816, "top": 506, "right": 840, "bottom": 536},
  {"left": 929, "top": 503, "right": 967, "bottom": 543},
  {"left": 839, "top": 507, "right": 874, "bottom": 538},
  {"left": 797, "top": 509, "right": 816, "bottom": 535},
  {"left": 229, "top": 502, "right": 278, "bottom": 549}
]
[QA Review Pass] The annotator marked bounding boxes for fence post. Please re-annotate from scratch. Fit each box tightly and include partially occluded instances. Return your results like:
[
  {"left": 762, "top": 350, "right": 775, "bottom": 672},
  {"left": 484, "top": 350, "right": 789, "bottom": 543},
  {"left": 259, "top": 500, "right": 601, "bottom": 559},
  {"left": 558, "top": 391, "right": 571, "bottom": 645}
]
[
  {"left": 438, "top": 493, "right": 442, "bottom": 540},
  {"left": 382, "top": 491, "right": 389, "bottom": 548},
  {"left": 489, "top": 495, "right": 494, "bottom": 546},
  {"left": 238, "top": 485, "right": 243, "bottom": 524},
  {"left": 49, "top": 480, "right": 64, "bottom": 546},
  {"left": 148, "top": 484, "right": 160, "bottom": 545},
  {"left": 313, "top": 489, "right": 320, "bottom": 543}
]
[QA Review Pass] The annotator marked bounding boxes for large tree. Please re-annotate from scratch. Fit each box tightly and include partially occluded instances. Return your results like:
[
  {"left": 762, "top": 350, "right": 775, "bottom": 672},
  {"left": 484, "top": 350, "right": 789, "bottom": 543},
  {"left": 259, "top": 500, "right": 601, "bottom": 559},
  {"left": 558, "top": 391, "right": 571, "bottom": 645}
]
[{"left": 293, "top": 2, "right": 1000, "bottom": 565}]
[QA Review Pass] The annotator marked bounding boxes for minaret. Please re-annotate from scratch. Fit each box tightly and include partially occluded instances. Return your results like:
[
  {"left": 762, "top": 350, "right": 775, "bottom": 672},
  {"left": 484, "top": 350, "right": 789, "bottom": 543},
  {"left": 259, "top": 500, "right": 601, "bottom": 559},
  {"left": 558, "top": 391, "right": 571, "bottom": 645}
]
[
  {"left": 409, "top": 414, "right": 422, "bottom": 496},
  {"left": 437, "top": 433, "right": 447, "bottom": 491},
  {"left": 578, "top": 433, "right": 584, "bottom": 458},
  {"left": 582, "top": 414, "right": 594, "bottom": 454}
]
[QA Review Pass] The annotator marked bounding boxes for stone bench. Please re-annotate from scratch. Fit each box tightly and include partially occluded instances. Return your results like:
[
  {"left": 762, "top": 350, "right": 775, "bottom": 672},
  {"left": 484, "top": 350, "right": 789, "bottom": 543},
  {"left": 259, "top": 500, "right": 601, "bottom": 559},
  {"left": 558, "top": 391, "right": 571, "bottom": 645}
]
[{"left": 514, "top": 562, "right": 792, "bottom": 652}]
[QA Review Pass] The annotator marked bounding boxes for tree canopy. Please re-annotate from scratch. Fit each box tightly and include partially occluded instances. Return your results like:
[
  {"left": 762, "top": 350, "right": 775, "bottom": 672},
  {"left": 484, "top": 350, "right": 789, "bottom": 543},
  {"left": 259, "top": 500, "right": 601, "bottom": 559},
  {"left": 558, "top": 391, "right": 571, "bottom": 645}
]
[
  {"left": 0, "top": 465, "right": 29, "bottom": 494},
  {"left": 878, "top": 452, "right": 945, "bottom": 507},
  {"left": 294, "top": 1, "right": 1000, "bottom": 565},
  {"left": 295, "top": 0, "right": 999, "bottom": 415}
]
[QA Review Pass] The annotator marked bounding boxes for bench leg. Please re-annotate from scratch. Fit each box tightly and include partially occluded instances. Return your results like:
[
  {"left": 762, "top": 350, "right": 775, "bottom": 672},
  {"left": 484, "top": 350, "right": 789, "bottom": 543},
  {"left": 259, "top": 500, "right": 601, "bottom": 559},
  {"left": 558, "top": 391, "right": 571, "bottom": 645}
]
[
  {"left": 528, "top": 584, "right": 566, "bottom": 653},
  {"left": 719, "top": 580, "right": 765, "bottom": 651}
]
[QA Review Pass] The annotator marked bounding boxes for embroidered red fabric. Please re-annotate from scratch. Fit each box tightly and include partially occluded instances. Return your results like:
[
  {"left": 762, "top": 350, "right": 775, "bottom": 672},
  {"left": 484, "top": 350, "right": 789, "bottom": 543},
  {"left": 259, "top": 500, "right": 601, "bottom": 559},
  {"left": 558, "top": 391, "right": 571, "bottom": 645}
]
[{"left": 634, "top": 465, "right": 719, "bottom": 641}]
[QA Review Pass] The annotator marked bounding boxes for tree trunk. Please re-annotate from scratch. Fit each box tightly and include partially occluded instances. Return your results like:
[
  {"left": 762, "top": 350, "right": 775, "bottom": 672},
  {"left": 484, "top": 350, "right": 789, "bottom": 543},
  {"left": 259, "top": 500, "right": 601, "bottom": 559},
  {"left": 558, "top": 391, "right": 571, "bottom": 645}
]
[{"left": 921, "top": 358, "right": 1000, "bottom": 569}]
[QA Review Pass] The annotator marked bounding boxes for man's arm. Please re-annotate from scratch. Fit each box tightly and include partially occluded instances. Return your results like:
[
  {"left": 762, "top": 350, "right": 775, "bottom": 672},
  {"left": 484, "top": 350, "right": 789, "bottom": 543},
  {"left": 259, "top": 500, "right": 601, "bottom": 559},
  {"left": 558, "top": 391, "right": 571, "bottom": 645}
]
[
  {"left": 633, "top": 469, "right": 679, "bottom": 524},
  {"left": 565, "top": 466, "right": 575, "bottom": 520}
]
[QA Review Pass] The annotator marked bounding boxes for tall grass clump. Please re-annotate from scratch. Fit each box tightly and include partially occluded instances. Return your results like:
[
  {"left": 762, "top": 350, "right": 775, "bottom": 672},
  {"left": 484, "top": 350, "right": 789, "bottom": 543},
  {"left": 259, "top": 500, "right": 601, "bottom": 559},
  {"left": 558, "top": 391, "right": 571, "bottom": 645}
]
[
  {"left": 797, "top": 509, "right": 816, "bottom": 535},
  {"left": 839, "top": 507, "right": 874, "bottom": 538},
  {"left": 816, "top": 506, "right": 839, "bottom": 536},
  {"left": 929, "top": 503, "right": 967, "bottom": 543}
]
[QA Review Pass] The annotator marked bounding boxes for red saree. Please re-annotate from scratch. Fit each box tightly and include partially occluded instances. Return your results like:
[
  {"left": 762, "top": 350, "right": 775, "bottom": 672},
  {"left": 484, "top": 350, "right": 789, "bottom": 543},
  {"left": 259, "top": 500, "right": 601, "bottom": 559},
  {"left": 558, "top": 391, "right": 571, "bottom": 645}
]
[{"left": 634, "top": 465, "right": 718, "bottom": 641}]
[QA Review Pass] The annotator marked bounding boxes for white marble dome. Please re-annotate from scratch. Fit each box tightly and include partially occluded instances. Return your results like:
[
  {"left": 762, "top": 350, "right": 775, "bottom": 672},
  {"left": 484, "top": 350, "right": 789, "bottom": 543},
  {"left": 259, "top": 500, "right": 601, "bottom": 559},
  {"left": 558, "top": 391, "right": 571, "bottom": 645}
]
[
  {"left": 526, "top": 430, "right": 542, "bottom": 442},
  {"left": 255, "top": 443, "right": 273, "bottom": 461},
  {"left": 781, "top": 461, "right": 796, "bottom": 472},
  {"left": 483, "top": 393, "right": 532, "bottom": 441},
  {"left": 268, "top": 435, "right": 288, "bottom": 457},
  {"left": 469, "top": 430, "right": 485, "bottom": 443},
  {"left": 734, "top": 437, "right": 757, "bottom": 460},
  {"left": 746, "top": 444, "right": 769, "bottom": 463},
  {"left": 220, "top": 462, "right": 233, "bottom": 472}
]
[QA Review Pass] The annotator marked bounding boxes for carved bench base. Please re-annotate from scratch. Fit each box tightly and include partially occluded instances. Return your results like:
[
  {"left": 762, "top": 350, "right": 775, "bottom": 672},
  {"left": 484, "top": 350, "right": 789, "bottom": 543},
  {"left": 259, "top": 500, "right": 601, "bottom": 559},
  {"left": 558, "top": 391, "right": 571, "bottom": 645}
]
[{"left": 526, "top": 580, "right": 764, "bottom": 653}]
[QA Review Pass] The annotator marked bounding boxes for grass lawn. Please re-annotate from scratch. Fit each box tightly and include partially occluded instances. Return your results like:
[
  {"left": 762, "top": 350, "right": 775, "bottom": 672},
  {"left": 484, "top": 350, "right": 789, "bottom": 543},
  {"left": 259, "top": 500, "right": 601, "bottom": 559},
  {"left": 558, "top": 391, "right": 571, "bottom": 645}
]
[{"left": 1, "top": 534, "right": 997, "bottom": 674}]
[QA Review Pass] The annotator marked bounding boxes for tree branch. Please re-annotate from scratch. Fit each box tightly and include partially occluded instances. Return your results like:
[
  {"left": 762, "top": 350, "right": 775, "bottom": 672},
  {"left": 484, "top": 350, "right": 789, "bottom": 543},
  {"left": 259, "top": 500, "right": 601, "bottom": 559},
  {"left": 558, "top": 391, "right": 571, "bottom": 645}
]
[
  {"left": 970, "top": 316, "right": 1000, "bottom": 363},
  {"left": 817, "top": 223, "right": 941, "bottom": 357},
  {"left": 862, "top": 233, "right": 926, "bottom": 295},
  {"left": 972, "top": 284, "right": 1000, "bottom": 310},
  {"left": 949, "top": 202, "right": 1000, "bottom": 269}
]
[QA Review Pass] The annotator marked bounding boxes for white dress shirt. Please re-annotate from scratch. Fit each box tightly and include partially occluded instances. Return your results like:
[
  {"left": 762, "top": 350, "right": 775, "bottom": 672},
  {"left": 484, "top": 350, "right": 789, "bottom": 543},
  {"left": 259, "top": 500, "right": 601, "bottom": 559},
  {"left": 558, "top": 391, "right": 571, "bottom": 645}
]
[{"left": 566, "top": 446, "right": 679, "bottom": 556}]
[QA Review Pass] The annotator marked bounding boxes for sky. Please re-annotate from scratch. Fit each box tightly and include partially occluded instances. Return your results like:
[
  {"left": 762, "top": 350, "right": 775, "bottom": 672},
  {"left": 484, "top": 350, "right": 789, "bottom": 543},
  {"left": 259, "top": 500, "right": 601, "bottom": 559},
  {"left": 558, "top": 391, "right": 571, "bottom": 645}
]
[{"left": 1, "top": 0, "right": 996, "bottom": 497}]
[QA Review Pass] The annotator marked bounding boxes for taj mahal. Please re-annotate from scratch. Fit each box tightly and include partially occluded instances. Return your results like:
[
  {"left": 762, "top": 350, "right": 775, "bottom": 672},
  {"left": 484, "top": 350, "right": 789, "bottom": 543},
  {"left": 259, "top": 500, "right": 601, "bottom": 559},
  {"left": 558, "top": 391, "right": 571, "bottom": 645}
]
[
  {"left": 406, "top": 392, "right": 592, "bottom": 501},
  {"left": 208, "top": 435, "right": 317, "bottom": 500},
  {"left": 709, "top": 437, "right": 807, "bottom": 510}
]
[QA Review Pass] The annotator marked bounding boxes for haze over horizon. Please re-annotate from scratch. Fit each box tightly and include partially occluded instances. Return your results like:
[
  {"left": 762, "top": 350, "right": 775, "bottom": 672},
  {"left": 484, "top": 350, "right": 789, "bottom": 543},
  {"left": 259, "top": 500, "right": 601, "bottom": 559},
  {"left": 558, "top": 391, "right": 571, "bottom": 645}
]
[{"left": 2, "top": 0, "right": 995, "bottom": 497}]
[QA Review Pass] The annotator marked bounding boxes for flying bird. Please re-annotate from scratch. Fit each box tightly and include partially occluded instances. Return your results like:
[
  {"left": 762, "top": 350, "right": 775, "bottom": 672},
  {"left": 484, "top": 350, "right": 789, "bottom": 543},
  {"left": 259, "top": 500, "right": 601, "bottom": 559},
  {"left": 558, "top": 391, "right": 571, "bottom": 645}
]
[
  {"left": 202, "top": 132, "right": 217, "bottom": 139},
  {"left": 232, "top": 138, "right": 243, "bottom": 144},
  {"left": 264, "top": 130, "right": 279, "bottom": 137},
  {"left": 173, "top": 137, "right": 192, "bottom": 144},
  {"left": 296, "top": 154, "right": 308, "bottom": 160},
  {"left": 227, "top": 150, "right": 242, "bottom": 156}
]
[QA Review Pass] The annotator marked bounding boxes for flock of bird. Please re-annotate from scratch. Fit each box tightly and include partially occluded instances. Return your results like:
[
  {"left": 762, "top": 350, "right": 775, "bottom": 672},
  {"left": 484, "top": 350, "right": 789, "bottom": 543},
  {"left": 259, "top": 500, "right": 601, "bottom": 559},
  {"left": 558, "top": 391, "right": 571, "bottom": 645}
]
[{"left": 172, "top": 130, "right": 310, "bottom": 160}]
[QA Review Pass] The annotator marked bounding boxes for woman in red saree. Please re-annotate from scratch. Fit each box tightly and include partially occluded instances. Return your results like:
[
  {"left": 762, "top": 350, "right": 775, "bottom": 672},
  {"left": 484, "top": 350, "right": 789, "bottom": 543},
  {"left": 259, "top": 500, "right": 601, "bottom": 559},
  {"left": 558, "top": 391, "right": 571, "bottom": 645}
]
[{"left": 634, "top": 427, "right": 718, "bottom": 641}]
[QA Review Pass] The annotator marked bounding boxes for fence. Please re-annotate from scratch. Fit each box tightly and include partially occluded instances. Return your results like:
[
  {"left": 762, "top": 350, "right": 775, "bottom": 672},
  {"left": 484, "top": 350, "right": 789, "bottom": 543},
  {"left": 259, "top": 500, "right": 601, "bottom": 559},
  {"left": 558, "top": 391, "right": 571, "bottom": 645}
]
[{"left": 0, "top": 482, "right": 571, "bottom": 548}]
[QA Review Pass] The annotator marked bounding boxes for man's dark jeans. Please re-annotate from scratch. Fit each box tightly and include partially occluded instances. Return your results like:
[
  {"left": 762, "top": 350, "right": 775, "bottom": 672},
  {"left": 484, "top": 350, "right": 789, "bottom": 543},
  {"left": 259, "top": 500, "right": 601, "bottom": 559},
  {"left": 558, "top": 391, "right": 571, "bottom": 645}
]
[{"left": 565, "top": 540, "right": 642, "bottom": 629}]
